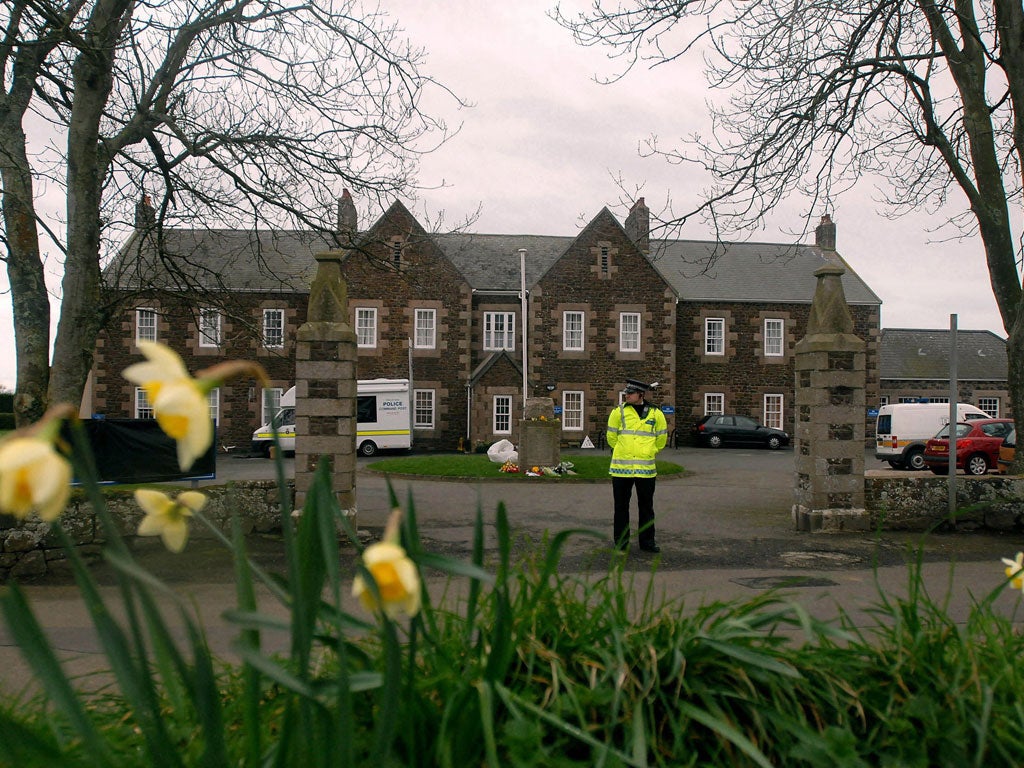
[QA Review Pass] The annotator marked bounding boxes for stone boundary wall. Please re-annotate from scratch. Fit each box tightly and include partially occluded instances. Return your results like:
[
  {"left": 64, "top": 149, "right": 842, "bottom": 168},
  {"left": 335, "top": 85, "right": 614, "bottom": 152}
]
[
  {"left": 4, "top": 476, "right": 1024, "bottom": 580},
  {"left": 0, "top": 482, "right": 291, "bottom": 582},
  {"left": 865, "top": 475, "right": 1024, "bottom": 533}
]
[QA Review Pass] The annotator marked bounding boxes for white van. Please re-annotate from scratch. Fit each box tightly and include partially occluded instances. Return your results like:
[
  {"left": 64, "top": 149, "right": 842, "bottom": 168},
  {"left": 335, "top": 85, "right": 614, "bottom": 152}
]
[
  {"left": 875, "top": 402, "right": 989, "bottom": 470},
  {"left": 252, "top": 379, "right": 412, "bottom": 457}
]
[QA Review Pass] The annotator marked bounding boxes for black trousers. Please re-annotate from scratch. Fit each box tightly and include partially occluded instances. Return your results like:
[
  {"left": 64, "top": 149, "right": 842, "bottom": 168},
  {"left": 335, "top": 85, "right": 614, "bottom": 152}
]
[{"left": 612, "top": 476, "right": 657, "bottom": 549}]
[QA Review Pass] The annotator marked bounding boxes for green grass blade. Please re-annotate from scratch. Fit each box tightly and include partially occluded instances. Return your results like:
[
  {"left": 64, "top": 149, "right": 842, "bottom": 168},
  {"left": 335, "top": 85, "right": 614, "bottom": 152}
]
[{"left": 0, "top": 583, "right": 114, "bottom": 765}]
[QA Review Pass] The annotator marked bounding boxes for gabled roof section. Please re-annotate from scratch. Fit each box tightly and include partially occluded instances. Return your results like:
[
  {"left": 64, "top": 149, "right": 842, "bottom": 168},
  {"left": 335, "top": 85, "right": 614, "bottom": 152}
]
[
  {"left": 436, "top": 233, "right": 573, "bottom": 291},
  {"left": 880, "top": 328, "right": 1008, "bottom": 381},
  {"left": 653, "top": 239, "right": 880, "bottom": 305},
  {"left": 468, "top": 350, "right": 522, "bottom": 385},
  {"left": 103, "top": 228, "right": 335, "bottom": 293}
]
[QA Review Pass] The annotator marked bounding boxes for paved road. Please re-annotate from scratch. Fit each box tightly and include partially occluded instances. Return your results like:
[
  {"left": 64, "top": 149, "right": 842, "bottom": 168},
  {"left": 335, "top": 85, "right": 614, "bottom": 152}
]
[{"left": 203, "top": 445, "right": 1017, "bottom": 573}]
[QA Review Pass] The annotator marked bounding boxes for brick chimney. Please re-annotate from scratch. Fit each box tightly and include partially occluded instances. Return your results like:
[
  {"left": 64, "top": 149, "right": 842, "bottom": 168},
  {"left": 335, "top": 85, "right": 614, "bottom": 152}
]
[
  {"left": 815, "top": 214, "right": 836, "bottom": 251},
  {"left": 134, "top": 194, "right": 155, "bottom": 231},
  {"left": 337, "top": 189, "right": 358, "bottom": 234},
  {"left": 624, "top": 197, "right": 650, "bottom": 254}
]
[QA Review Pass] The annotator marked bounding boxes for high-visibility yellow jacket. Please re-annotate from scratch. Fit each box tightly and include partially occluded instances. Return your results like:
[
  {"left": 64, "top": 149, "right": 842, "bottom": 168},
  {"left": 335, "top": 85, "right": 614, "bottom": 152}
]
[{"left": 607, "top": 402, "right": 668, "bottom": 478}]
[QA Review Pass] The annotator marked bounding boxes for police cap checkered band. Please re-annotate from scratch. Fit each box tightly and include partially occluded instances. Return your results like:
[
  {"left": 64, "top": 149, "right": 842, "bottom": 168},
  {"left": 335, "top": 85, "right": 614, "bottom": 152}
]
[{"left": 623, "top": 379, "right": 650, "bottom": 394}]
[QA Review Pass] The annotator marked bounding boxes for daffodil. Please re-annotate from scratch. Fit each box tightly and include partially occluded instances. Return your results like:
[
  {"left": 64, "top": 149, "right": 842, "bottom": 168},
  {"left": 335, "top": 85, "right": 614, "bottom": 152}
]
[
  {"left": 1002, "top": 552, "right": 1024, "bottom": 591},
  {"left": 0, "top": 436, "right": 72, "bottom": 522},
  {"left": 353, "top": 509, "right": 421, "bottom": 618},
  {"left": 134, "top": 488, "right": 207, "bottom": 553},
  {"left": 123, "top": 341, "right": 268, "bottom": 471}
]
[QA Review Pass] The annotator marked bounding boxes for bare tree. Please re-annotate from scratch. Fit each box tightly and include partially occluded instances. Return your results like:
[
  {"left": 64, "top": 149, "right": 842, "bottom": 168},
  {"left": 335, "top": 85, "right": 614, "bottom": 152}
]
[
  {"left": 554, "top": 0, "right": 1024, "bottom": 455},
  {"left": 1, "top": 0, "right": 459, "bottom": 426}
]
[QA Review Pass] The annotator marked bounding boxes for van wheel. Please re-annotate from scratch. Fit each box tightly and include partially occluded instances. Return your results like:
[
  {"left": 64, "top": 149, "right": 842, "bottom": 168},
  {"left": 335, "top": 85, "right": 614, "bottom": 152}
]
[
  {"left": 905, "top": 448, "right": 926, "bottom": 471},
  {"left": 358, "top": 440, "right": 378, "bottom": 457},
  {"left": 260, "top": 443, "right": 273, "bottom": 458}
]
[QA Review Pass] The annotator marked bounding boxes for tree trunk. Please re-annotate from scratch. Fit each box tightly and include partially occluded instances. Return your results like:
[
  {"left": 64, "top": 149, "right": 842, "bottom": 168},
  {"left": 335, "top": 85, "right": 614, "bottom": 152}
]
[
  {"left": 1, "top": 125, "right": 50, "bottom": 427},
  {"left": 47, "top": 1, "right": 129, "bottom": 411}
]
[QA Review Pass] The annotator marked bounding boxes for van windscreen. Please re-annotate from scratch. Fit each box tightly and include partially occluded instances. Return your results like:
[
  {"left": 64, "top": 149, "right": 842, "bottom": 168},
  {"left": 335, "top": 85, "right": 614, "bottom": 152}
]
[{"left": 357, "top": 395, "right": 377, "bottom": 424}]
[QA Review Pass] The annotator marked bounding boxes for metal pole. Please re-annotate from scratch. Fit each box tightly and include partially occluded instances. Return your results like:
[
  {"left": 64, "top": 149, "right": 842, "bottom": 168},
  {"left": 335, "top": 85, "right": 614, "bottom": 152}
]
[
  {"left": 948, "top": 314, "right": 958, "bottom": 524},
  {"left": 519, "top": 248, "right": 528, "bottom": 418}
]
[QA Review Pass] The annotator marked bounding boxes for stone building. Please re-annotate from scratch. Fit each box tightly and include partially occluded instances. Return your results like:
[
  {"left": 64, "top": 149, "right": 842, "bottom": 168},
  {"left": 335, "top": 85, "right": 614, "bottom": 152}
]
[
  {"left": 877, "top": 328, "right": 1010, "bottom": 417},
  {"left": 89, "top": 196, "right": 883, "bottom": 451}
]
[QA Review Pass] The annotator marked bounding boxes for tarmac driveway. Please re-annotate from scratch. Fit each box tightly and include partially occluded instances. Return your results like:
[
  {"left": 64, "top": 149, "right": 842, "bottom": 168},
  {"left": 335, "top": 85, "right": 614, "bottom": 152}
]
[{"left": 197, "top": 445, "right": 1024, "bottom": 577}]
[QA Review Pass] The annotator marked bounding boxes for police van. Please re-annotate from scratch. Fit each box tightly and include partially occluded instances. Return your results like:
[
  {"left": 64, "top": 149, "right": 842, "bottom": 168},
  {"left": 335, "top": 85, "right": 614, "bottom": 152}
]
[
  {"left": 875, "top": 402, "right": 989, "bottom": 470},
  {"left": 252, "top": 379, "right": 412, "bottom": 457}
]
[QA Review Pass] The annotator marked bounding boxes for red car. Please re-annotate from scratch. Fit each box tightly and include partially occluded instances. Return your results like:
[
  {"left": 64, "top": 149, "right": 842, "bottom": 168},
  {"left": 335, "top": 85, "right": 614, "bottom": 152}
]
[{"left": 923, "top": 418, "right": 1014, "bottom": 476}]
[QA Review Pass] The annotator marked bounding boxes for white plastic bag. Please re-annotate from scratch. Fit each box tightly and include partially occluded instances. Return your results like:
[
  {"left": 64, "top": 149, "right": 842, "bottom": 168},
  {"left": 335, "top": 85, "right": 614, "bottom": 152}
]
[{"left": 486, "top": 438, "right": 518, "bottom": 464}]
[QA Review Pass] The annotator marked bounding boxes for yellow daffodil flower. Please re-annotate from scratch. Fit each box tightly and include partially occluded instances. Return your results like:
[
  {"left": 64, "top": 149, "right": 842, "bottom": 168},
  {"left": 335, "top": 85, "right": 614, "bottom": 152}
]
[
  {"left": 1002, "top": 552, "right": 1024, "bottom": 591},
  {"left": 134, "top": 488, "right": 207, "bottom": 553},
  {"left": 353, "top": 509, "right": 421, "bottom": 618},
  {"left": 123, "top": 341, "right": 268, "bottom": 472},
  {"left": 0, "top": 436, "right": 72, "bottom": 522},
  {"left": 124, "top": 342, "right": 210, "bottom": 470}
]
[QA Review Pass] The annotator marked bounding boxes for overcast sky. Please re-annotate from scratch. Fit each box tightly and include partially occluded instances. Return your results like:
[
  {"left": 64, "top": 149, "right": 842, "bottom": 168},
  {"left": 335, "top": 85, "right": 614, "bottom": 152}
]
[{"left": 0, "top": 0, "right": 1010, "bottom": 392}]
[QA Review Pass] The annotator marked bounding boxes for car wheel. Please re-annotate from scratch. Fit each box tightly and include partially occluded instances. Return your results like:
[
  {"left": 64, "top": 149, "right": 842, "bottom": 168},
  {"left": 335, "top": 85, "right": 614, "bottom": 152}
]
[
  {"left": 929, "top": 466, "right": 948, "bottom": 475},
  {"left": 707, "top": 434, "right": 723, "bottom": 449},
  {"left": 966, "top": 454, "right": 989, "bottom": 476},
  {"left": 766, "top": 435, "right": 782, "bottom": 450},
  {"left": 358, "top": 440, "right": 378, "bottom": 457},
  {"left": 905, "top": 448, "right": 926, "bottom": 471}
]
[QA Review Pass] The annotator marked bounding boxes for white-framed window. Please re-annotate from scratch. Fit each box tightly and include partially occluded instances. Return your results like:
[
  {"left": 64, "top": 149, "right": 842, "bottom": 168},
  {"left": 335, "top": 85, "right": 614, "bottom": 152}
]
[
  {"left": 705, "top": 317, "right": 725, "bottom": 355},
  {"left": 262, "top": 387, "right": 283, "bottom": 426},
  {"left": 763, "top": 393, "right": 784, "bottom": 430},
  {"left": 262, "top": 309, "right": 284, "bottom": 349},
  {"left": 135, "top": 387, "right": 154, "bottom": 419},
  {"left": 619, "top": 312, "right": 641, "bottom": 352},
  {"left": 979, "top": 397, "right": 1000, "bottom": 417},
  {"left": 208, "top": 388, "right": 220, "bottom": 425},
  {"left": 199, "top": 308, "right": 221, "bottom": 347},
  {"left": 562, "top": 391, "right": 584, "bottom": 431},
  {"left": 414, "top": 389, "right": 435, "bottom": 429},
  {"left": 764, "top": 318, "right": 784, "bottom": 357},
  {"left": 879, "top": 396, "right": 890, "bottom": 407},
  {"left": 493, "top": 395, "right": 512, "bottom": 434},
  {"left": 355, "top": 307, "right": 377, "bottom": 348},
  {"left": 563, "top": 311, "right": 584, "bottom": 351},
  {"left": 898, "top": 396, "right": 919, "bottom": 404},
  {"left": 136, "top": 308, "right": 157, "bottom": 343},
  {"left": 484, "top": 311, "right": 515, "bottom": 351},
  {"left": 704, "top": 392, "right": 724, "bottom": 415},
  {"left": 414, "top": 308, "right": 436, "bottom": 349}
]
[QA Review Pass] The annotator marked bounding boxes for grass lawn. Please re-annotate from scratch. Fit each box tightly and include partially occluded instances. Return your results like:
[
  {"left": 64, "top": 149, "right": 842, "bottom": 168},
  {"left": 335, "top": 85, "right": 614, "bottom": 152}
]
[{"left": 365, "top": 452, "right": 685, "bottom": 480}]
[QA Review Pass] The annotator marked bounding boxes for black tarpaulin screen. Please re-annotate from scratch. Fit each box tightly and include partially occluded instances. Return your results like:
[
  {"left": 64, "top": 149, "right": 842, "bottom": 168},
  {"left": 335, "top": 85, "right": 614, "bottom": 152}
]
[{"left": 64, "top": 419, "right": 216, "bottom": 484}]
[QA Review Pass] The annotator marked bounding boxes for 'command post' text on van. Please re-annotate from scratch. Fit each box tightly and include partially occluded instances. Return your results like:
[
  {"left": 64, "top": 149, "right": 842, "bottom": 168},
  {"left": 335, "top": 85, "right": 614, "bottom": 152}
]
[
  {"left": 251, "top": 379, "right": 412, "bottom": 457},
  {"left": 875, "top": 402, "right": 989, "bottom": 470}
]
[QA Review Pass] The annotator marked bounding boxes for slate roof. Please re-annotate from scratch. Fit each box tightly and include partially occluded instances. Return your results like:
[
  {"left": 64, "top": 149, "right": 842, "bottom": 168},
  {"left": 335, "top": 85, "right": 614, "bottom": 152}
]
[
  {"left": 880, "top": 328, "right": 1008, "bottom": 381},
  {"left": 104, "top": 216, "right": 881, "bottom": 307},
  {"left": 103, "top": 229, "right": 335, "bottom": 292}
]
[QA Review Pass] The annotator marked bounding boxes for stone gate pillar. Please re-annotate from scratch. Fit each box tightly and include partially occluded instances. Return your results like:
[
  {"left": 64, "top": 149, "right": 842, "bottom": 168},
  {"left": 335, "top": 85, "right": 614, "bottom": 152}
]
[
  {"left": 294, "top": 250, "right": 358, "bottom": 530},
  {"left": 792, "top": 265, "right": 868, "bottom": 532}
]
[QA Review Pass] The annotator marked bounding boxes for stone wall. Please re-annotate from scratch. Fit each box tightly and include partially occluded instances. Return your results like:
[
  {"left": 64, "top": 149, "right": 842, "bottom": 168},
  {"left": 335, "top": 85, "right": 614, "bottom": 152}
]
[
  {"left": 865, "top": 475, "right": 1024, "bottom": 532},
  {"left": 0, "top": 482, "right": 289, "bottom": 582}
]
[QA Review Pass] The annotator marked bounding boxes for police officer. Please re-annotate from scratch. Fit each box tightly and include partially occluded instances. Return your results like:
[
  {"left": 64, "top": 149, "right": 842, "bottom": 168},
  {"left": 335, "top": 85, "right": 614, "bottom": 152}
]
[{"left": 607, "top": 379, "right": 668, "bottom": 553}]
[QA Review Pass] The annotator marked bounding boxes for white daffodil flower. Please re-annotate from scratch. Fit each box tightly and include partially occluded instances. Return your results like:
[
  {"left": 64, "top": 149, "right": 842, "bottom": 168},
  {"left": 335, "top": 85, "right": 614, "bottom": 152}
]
[
  {"left": 134, "top": 488, "right": 207, "bottom": 553},
  {"left": 0, "top": 437, "right": 72, "bottom": 522},
  {"left": 1002, "top": 552, "right": 1024, "bottom": 591},
  {"left": 353, "top": 540, "right": 422, "bottom": 619}
]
